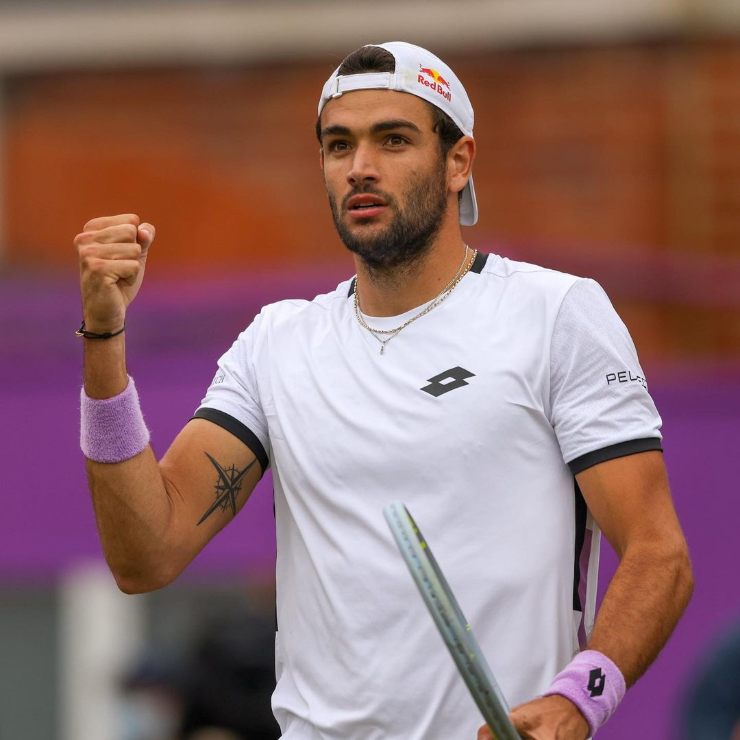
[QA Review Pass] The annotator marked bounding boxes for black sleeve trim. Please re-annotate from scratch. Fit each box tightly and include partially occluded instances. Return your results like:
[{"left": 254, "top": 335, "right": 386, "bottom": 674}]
[
  {"left": 469, "top": 250, "right": 488, "bottom": 274},
  {"left": 191, "top": 408, "right": 269, "bottom": 473},
  {"left": 568, "top": 438, "right": 662, "bottom": 475},
  {"left": 572, "top": 480, "right": 587, "bottom": 612}
]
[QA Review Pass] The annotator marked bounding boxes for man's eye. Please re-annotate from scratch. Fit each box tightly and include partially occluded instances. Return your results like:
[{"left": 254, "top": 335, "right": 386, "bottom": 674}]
[
  {"left": 386, "top": 135, "right": 407, "bottom": 146},
  {"left": 327, "top": 141, "right": 350, "bottom": 153}
]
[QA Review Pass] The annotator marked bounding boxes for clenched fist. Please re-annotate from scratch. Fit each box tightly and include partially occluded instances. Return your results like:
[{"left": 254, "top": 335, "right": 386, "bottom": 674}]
[{"left": 76, "top": 214, "right": 156, "bottom": 334}]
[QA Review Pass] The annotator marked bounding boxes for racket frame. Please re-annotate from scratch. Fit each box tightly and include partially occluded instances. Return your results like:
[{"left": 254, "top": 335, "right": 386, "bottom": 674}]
[{"left": 384, "top": 501, "right": 521, "bottom": 740}]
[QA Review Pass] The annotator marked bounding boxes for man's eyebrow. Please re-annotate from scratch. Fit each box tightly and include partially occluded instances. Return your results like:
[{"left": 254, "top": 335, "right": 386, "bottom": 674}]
[
  {"left": 319, "top": 119, "right": 422, "bottom": 141},
  {"left": 370, "top": 119, "right": 422, "bottom": 135},
  {"left": 320, "top": 124, "right": 352, "bottom": 141}
]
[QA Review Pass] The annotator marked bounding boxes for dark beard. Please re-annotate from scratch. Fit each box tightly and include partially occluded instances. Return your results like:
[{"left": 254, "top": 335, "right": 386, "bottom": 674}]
[{"left": 327, "top": 161, "right": 448, "bottom": 272}]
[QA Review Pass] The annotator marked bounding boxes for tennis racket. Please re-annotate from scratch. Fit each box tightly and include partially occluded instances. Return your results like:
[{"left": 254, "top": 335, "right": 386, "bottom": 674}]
[{"left": 383, "top": 501, "right": 521, "bottom": 740}]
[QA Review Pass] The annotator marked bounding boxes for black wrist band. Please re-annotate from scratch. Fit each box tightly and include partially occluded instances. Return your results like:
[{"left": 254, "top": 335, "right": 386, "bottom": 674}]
[{"left": 75, "top": 320, "right": 126, "bottom": 340}]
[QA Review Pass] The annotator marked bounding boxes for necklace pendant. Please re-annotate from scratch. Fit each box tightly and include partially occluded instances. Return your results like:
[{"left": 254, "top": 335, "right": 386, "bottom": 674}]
[{"left": 380, "top": 344, "right": 385, "bottom": 355}]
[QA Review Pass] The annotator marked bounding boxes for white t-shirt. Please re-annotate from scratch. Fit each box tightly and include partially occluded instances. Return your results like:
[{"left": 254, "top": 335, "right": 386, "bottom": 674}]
[{"left": 195, "top": 252, "right": 662, "bottom": 740}]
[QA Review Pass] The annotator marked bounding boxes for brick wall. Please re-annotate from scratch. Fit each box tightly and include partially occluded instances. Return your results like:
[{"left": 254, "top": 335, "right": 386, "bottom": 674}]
[{"left": 2, "top": 41, "right": 738, "bottom": 360}]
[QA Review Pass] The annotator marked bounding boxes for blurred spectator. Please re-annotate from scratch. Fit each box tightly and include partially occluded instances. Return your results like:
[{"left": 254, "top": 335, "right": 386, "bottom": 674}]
[
  {"left": 119, "top": 654, "right": 183, "bottom": 740},
  {"left": 679, "top": 620, "right": 740, "bottom": 739},
  {"left": 178, "top": 607, "right": 279, "bottom": 740},
  {"left": 121, "top": 607, "right": 279, "bottom": 740}
]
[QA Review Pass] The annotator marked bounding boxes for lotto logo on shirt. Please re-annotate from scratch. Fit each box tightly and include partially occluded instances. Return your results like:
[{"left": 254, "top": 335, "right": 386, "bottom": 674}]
[{"left": 418, "top": 66, "right": 452, "bottom": 102}]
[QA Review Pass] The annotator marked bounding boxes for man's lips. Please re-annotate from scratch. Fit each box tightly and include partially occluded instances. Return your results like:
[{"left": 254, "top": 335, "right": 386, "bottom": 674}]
[{"left": 345, "top": 194, "right": 387, "bottom": 219}]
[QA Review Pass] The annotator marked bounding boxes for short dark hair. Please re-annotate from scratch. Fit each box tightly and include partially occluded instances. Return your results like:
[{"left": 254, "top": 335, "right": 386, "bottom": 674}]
[
  {"left": 316, "top": 44, "right": 465, "bottom": 156},
  {"left": 337, "top": 44, "right": 395, "bottom": 77}
]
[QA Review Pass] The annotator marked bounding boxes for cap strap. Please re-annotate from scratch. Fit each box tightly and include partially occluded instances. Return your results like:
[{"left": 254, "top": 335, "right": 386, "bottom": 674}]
[{"left": 330, "top": 72, "right": 396, "bottom": 98}]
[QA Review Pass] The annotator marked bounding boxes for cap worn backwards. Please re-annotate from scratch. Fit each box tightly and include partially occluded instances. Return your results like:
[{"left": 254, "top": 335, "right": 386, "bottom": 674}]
[{"left": 318, "top": 41, "right": 478, "bottom": 226}]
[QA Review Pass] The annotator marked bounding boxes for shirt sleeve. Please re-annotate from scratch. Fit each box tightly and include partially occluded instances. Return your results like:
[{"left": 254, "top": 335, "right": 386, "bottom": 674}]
[
  {"left": 549, "top": 278, "right": 662, "bottom": 474},
  {"left": 192, "top": 312, "right": 270, "bottom": 473}
]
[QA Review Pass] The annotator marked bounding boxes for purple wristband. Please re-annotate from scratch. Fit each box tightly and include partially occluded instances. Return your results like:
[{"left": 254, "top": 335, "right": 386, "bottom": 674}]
[
  {"left": 80, "top": 376, "right": 150, "bottom": 463},
  {"left": 544, "top": 650, "right": 626, "bottom": 736}
]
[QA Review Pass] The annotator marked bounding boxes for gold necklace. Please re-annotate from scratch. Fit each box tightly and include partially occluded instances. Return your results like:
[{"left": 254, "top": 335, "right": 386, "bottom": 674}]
[{"left": 353, "top": 246, "right": 477, "bottom": 355}]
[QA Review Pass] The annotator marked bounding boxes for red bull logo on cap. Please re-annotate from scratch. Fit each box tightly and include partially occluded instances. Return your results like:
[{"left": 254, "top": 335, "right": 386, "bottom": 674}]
[{"left": 418, "top": 66, "right": 452, "bottom": 102}]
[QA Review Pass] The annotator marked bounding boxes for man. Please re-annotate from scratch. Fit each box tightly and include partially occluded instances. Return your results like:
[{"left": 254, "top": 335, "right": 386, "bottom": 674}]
[{"left": 76, "top": 42, "right": 693, "bottom": 739}]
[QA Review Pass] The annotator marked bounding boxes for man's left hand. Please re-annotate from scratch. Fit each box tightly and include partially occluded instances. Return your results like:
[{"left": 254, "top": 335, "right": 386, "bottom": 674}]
[{"left": 476, "top": 694, "right": 589, "bottom": 739}]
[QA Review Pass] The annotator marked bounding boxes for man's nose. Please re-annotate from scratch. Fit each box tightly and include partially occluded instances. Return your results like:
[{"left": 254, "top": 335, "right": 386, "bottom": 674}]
[{"left": 347, "top": 142, "right": 379, "bottom": 186}]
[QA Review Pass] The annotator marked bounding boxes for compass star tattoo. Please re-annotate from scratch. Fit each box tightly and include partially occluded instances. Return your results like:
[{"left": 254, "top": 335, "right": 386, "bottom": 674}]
[{"left": 197, "top": 452, "right": 257, "bottom": 526}]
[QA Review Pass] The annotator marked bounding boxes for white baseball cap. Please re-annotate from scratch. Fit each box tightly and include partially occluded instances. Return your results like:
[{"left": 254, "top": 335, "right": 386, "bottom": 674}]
[{"left": 318, "top": 41, "right": 478, "bottom": 226}]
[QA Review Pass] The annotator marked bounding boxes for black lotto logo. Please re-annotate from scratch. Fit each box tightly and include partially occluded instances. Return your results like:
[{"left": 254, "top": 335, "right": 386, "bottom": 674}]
[
  {"left": 605, "top": 370, "right": 647, "bottom": 390},
  {"left": 587, "top": 667, "right": 606, "bottom": 698},
  {"left": 420, "top": 366, "right": 475, "bottom": 397}
]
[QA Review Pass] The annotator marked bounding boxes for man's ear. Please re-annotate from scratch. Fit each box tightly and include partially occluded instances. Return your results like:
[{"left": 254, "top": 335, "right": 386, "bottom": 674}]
[
  {"left": 448, "top": 136, "right": 475, "bottom": 195},
  {"left": 319, "top": 146, "right": 325, "bottom": 171}
]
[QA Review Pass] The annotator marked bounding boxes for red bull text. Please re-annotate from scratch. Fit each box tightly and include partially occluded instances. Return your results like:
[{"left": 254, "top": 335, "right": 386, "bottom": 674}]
[{"left": 418, "top": 67, "right": 452, "bottom": 102}]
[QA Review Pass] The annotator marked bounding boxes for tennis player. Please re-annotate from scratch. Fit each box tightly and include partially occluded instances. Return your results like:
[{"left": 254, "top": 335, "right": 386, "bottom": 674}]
[{"left": 76, "top": 42, "right": 693, "bottom": 739}]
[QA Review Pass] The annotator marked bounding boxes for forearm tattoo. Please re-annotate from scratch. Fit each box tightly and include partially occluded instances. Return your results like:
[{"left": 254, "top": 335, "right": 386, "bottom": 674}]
[{"left": 197, "top": 452, "right": 256, "bottom": 526}]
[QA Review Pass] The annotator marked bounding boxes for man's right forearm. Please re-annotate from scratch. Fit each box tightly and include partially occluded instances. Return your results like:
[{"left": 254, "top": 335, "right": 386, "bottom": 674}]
[
  {"left": 76, "top": 214, "right": 181, "bottom": 592},
  {"left": 83, "top": 337, "right": 180, "bottom": 593}
]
